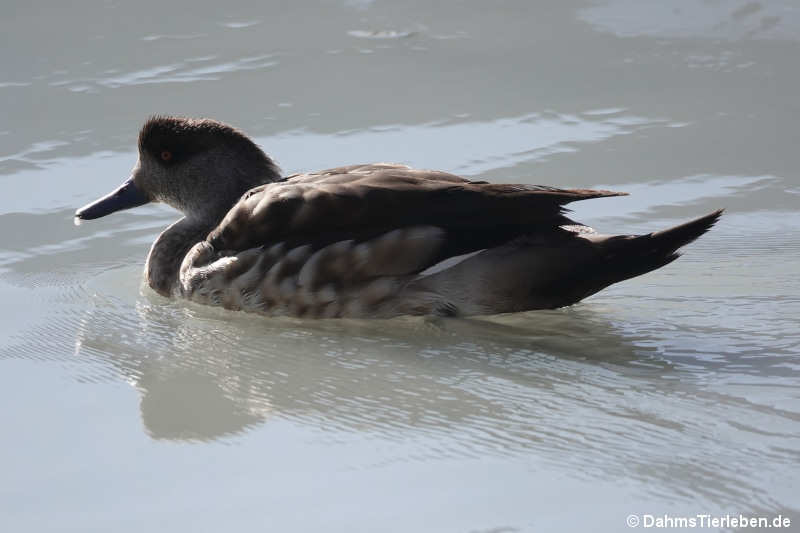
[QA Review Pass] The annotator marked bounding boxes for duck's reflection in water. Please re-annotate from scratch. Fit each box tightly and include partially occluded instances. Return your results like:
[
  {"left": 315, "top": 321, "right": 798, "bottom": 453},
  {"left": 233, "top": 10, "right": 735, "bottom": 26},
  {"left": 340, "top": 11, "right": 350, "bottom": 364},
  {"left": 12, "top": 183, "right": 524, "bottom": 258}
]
[
  {"left": 73, "top": 288, "right": 669, "bottom": 443},
  {"left": 68, "top": 288, "right": 800, "bottom": 512}
]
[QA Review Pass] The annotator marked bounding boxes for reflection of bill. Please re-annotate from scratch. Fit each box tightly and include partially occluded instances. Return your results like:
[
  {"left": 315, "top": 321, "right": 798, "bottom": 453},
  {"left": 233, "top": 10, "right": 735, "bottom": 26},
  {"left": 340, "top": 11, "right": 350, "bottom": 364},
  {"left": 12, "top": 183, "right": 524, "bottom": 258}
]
[
  {"left": 71, "top": 290, "right": 661, "bottom": 443},
  {"left": 138, "top": 367, "right": 270, "bottom": 441}
]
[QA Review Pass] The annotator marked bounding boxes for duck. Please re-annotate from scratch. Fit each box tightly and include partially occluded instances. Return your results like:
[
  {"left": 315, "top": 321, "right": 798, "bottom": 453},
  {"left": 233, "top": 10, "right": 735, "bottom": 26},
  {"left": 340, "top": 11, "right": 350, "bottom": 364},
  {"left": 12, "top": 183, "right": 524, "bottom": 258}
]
[{"left": 74, "top": 116, "right": 722, "bottom": 318}]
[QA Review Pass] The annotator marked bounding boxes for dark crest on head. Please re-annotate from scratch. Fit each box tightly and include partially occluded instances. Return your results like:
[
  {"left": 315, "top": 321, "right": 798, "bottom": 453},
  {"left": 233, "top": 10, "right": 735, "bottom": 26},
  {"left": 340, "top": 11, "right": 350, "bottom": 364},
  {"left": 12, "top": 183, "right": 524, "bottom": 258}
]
[{"left": 138, "top": 116, "right": 279, "bottom": 177}]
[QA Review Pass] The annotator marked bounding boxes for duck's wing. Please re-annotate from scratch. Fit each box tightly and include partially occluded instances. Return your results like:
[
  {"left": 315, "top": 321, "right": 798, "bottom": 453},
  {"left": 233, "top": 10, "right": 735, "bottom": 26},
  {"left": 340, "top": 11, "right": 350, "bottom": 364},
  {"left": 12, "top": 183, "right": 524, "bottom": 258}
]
[
  {"left": 283, "top": 163, "right": 469, "bottom": 184},
  {"left": 207, "top": 165, "right": 625, "bottom": 264}
]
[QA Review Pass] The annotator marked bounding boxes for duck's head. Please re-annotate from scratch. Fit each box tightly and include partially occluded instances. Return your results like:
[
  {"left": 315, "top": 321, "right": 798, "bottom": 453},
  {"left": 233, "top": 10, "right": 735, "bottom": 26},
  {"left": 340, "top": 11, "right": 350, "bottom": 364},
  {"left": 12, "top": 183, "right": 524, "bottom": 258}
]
[{"left": 75, "top": 116, "right": 281, "bottom": 224}]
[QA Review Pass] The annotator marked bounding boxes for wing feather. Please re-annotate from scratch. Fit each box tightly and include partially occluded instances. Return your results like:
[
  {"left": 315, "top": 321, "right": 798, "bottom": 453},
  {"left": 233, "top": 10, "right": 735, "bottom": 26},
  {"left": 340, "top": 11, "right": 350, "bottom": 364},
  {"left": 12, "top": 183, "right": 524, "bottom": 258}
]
[{"left": 207, "top": 166, "right": 626, "bottom": 259}]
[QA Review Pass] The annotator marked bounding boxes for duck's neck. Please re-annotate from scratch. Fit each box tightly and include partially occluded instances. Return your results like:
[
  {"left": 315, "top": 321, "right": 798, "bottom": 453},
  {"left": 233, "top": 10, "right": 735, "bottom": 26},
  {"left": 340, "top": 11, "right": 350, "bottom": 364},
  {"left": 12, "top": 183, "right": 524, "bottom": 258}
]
[{"left": 145, "top": 216, "right": 215, "bottom": 296}]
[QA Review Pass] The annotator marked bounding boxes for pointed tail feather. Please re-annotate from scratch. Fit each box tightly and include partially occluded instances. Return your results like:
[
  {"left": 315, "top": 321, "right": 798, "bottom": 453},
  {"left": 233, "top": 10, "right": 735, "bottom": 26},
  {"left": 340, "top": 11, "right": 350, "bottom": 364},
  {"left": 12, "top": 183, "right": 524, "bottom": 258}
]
[
  {"left": 406, "top": 209, "right": 723, "bottom": 315},
  {"left": 648, "top": 208, "right": 723, "bottom": 253},
  {"left": 576, "top": 209, "right": 724, "bottom": 297}
]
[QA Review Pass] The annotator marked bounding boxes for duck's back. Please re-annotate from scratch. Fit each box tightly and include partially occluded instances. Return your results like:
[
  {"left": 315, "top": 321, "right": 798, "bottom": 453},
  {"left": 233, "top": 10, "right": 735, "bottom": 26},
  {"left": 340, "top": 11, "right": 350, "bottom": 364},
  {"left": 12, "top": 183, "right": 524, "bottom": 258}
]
[{"left": 207, "top": 164, "right": 621, "bottom": 255}]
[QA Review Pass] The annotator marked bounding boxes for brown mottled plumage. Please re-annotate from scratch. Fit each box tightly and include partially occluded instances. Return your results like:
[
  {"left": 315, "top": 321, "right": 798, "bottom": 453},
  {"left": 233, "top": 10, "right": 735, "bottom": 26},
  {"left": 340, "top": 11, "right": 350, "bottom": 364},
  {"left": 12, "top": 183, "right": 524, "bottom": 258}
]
[{"left": 75, "top": 116, "right": 722, "bottom": 318}]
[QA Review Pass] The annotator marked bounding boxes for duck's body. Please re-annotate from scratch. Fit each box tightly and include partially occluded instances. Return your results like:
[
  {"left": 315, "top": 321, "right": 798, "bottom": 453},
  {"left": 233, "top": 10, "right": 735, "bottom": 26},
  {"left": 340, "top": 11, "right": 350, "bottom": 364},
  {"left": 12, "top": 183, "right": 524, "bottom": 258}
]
[{"left": 76, "top": 117, "right": 721, "bottom": 318}]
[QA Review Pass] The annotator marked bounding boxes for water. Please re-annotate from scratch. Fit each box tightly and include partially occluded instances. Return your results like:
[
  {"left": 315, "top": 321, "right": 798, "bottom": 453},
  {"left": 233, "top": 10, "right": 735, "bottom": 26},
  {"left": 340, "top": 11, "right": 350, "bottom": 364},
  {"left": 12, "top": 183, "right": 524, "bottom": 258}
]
[{"left": 1, "top": 1, "right": 799, "bottom": 531}]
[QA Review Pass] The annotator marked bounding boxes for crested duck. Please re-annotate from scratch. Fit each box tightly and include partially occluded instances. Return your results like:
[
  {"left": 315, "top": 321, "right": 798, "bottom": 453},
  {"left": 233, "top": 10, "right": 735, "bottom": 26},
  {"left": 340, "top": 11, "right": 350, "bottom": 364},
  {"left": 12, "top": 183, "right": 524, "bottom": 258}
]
[{"left": 75, "top": 116, "right": 722, "bottom": 318}]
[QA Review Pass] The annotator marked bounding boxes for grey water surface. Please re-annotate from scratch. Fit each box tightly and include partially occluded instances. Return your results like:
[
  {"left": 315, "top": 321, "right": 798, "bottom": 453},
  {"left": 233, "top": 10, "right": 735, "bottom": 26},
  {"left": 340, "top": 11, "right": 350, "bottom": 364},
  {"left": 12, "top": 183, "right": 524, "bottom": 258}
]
[{"left": 1, "top": 1, "right": 799, "bottom": 532}]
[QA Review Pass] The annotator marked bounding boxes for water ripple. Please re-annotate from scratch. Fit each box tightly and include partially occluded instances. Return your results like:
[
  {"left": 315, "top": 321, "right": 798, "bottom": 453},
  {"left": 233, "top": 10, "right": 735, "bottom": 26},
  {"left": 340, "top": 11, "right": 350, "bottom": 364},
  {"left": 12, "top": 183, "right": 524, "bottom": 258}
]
[{"left": 47, "top": 54, "right": 278, "bottom": 93}]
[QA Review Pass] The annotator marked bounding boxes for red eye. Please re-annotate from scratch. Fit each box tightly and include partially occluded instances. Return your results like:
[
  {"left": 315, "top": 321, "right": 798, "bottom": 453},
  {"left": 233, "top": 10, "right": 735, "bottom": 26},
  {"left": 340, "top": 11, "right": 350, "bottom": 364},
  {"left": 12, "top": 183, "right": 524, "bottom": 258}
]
[{"left": 161, "top": 150, "right": 172, "bottom": 161}]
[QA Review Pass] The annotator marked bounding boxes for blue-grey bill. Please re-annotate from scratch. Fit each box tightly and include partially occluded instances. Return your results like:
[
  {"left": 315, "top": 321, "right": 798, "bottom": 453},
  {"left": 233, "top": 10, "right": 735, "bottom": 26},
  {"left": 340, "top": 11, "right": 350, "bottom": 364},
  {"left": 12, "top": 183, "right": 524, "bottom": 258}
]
[{"left": 74, "top": 177, "right": 150, "bottom": 221}]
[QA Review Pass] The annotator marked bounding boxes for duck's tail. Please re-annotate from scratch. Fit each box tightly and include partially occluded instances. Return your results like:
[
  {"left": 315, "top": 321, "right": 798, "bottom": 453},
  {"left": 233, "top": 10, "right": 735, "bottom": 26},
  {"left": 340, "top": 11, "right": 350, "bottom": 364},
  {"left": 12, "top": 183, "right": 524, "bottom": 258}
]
[
  {"left": 408, "top": 209, "right": 723, "bottom": 315},
  {"left": 584, "top": 208, "right": 724, "bottom": 289}
]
